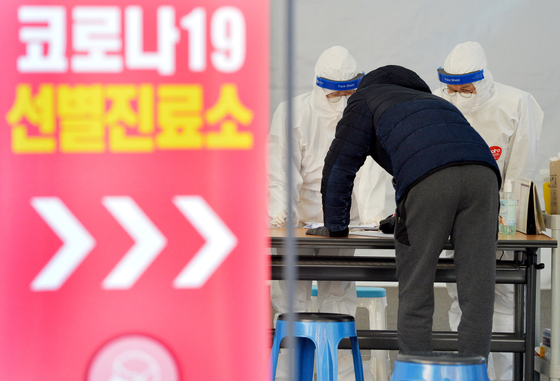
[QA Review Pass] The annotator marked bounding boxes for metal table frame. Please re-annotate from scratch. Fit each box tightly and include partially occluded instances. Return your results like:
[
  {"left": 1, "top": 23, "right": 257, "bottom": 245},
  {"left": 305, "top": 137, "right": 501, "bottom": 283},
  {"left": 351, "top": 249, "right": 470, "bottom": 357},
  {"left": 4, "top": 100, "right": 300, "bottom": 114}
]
[{"left": 269, "top": 228, "right": 557, "bottom": 381}]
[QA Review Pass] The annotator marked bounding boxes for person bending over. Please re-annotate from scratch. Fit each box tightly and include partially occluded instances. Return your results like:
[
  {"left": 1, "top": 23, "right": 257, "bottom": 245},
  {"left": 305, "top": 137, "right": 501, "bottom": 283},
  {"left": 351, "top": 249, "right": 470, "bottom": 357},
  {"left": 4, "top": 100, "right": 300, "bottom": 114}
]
[{"left": 308, "top": 65, "right": 501, "bottom": 359}]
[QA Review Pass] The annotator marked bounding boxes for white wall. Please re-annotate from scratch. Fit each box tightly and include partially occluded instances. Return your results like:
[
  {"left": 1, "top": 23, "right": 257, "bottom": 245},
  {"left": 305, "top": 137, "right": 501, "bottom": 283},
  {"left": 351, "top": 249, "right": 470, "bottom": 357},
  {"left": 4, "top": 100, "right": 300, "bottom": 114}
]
[{"left": 269, "top": 0, "right": 559, "bottom": 288}]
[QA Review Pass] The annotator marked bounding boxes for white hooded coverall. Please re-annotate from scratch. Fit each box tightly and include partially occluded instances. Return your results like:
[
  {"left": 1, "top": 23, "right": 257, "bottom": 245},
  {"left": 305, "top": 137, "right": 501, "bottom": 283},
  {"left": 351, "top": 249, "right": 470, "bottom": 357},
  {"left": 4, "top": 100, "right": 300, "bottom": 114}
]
[
  {"left": 434, "top": 41, "right": 543, "bottom": 381},
  {"left": 268, "top": 46, "right": 387, "bottom": 381}
]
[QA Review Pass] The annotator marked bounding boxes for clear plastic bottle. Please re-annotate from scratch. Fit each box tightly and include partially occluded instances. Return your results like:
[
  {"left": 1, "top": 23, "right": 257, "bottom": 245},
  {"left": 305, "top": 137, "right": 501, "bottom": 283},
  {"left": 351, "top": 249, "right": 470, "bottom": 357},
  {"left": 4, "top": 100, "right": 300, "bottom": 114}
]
[{"left": 499, "top": 180, "right": 517, "bottom": 235}]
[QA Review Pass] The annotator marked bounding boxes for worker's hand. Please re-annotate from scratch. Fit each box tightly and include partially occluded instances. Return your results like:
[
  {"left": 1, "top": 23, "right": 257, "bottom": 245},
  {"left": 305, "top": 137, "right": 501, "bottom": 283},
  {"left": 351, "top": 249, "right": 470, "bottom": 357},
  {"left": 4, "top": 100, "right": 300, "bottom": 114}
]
[
  {"left": 271, "top": 210, "right": 288, "bottom": 227},
  {"left": 306, "top": 226, "right": 349, "bottom": 237},
  {"left": 379, "top": 213, "right": 396, "bottom": 234}
]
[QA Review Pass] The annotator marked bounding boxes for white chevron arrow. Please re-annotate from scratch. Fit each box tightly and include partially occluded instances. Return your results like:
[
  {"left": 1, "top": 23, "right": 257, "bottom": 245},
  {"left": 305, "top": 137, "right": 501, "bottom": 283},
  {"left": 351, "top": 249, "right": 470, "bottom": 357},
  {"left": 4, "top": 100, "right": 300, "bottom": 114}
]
[
  {"left": 173, "top": 196, "right": 237, "bottom": 288},
  {"left": 102, "top": 196, "right": 167, "bottom": 289},
  {"left": 30, "top": 197, "right": 96, "bottom": 291}
]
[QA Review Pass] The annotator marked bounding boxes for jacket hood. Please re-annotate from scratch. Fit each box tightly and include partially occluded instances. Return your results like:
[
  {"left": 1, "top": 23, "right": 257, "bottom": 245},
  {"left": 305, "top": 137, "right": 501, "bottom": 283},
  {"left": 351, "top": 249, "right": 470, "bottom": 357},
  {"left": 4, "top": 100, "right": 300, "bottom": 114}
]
[{"left": 358, "top": 65, "right": 432, "bottom": 94}]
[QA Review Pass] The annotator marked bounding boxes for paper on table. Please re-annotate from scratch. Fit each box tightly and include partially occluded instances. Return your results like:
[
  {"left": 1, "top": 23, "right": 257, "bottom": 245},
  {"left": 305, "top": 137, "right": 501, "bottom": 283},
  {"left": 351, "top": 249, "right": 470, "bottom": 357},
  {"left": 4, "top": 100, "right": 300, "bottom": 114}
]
[
  {"left": 349, "top": 224, "right": 379, "bottom": 231},
  {"left": 302, "top": 222, "right": 379, "bottom": 231},
  {"left": 350, "top": 230, "right": 393, "bottom": 238},
  {"left": 303, "top": 222, "right": 323, "bottom": 229}
]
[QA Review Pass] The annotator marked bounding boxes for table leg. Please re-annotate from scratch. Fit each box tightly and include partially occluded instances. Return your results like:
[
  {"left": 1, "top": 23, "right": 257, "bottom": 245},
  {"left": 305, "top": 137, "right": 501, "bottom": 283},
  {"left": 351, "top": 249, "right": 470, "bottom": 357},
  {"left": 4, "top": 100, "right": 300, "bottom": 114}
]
[
  {"left": 525, "top": 249, "right": 538, "bottom": 381},
  {"left": 551, "top": 226, "right": 560, "bottom": 381}
]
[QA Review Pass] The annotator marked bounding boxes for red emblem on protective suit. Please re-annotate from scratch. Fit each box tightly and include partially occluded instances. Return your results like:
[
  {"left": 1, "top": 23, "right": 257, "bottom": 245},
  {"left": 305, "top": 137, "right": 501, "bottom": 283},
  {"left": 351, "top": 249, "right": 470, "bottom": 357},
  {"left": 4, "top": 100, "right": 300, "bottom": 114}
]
[{"left": 490, "top": 146, "right": 502, "bottom": 161}]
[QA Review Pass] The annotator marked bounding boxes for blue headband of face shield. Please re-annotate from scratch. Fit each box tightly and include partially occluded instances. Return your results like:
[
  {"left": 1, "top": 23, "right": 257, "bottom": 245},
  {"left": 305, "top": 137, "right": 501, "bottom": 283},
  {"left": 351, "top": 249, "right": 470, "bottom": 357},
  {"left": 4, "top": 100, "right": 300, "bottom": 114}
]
[
  {"left": 316, "top": 72, "right": 365, "bottom": 91},
  {"left": 437, "top": 67, "right": 484, "bottom": 85}
]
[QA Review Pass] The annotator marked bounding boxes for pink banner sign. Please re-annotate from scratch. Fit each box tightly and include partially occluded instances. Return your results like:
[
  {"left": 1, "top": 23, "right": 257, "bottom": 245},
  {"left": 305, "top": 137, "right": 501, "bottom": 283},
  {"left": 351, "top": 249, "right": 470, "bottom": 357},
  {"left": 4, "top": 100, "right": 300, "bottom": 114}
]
[{"left": 0, "top": 1, "right": 269, "bottom": 380}]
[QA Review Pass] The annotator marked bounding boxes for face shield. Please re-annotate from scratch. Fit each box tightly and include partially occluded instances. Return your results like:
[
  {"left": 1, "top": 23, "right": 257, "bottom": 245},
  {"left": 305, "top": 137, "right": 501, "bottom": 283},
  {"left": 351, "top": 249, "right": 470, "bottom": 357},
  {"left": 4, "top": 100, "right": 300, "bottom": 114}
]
[
  {"left": 437, "top": 67, "right": 484, "bottom": 114},
  {"left": 438, "top": 67, "right": 483, "bottom": 96},
  {"left": 316, "top": 72, "right": 365, "bottom": 103}
]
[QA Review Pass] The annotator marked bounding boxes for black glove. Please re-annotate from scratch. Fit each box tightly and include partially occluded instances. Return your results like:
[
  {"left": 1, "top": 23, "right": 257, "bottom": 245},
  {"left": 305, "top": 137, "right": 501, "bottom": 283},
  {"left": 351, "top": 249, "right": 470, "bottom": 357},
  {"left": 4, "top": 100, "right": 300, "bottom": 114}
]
[
  {"left": 379, "top": 213, "right": 396, "bottom": 234},
  {"left": 305, "top": 226, "right": 349, "bottom": 237}
]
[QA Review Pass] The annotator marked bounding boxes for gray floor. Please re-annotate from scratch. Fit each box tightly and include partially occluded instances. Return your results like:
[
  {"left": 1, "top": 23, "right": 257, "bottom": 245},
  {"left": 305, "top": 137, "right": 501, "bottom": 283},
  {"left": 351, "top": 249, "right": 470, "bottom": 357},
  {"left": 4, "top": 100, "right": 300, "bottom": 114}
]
[{"left": 271, "top": 286, "right": 552, "bottom": 374}]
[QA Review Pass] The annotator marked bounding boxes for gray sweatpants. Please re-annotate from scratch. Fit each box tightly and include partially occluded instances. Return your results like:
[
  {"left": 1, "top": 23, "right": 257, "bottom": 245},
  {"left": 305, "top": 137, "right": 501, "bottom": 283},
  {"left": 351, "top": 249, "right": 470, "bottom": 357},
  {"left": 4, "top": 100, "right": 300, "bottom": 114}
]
[{"left": 394, "top": 164, "right": 499, "bottom": 358}]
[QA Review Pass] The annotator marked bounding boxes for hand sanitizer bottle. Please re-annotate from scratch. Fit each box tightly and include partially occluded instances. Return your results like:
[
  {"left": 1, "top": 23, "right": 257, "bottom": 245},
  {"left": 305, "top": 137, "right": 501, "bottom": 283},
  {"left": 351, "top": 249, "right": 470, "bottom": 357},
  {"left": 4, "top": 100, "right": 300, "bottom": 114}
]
[{"left": 499, "top": 180, "right": 517, "bottom": 235}]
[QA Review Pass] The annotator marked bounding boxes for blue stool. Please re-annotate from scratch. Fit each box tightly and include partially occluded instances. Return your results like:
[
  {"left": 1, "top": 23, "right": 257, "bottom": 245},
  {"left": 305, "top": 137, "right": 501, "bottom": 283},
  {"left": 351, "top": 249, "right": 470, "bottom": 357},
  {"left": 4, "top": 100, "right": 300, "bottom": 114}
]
[
  {"left": 270, "top": 312, "right": 364, "bottom": 381},
  {"left": 391, "top": 353, "right": 489, "bottom": 381},
  {"left": 311, "top": 285, "right": 390, "bottom": 381}
]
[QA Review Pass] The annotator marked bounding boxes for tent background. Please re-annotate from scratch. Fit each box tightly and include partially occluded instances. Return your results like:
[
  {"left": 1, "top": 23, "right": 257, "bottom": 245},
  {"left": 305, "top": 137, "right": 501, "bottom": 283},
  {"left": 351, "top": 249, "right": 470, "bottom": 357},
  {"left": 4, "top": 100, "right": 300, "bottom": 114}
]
[{"left": 269, "top": 0, "right": 558, "bottom": 288}]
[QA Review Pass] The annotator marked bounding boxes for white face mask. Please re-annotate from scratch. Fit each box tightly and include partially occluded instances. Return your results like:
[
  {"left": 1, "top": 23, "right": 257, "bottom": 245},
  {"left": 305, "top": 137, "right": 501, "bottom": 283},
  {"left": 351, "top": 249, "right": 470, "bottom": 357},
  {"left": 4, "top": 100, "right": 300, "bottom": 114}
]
[
  {"left": 328, "top": 96, "right": 347, "bottom": 113},
  {"left": 328, "top": 96, "right": 343, "bottom": 103},
  {"left": 451, "top": 94, "right": 477, "bottom": 114}
]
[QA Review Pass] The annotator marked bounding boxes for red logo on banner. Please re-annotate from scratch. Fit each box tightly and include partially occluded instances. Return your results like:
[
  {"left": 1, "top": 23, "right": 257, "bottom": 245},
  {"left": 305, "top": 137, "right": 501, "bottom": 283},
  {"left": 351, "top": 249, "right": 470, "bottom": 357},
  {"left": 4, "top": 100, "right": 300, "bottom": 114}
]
[
  {"left": 490, "top": 146, "right": 502, "bottom": 160},
  {"left": 87, "top": 334, "right": 180, "bottom": 381}
]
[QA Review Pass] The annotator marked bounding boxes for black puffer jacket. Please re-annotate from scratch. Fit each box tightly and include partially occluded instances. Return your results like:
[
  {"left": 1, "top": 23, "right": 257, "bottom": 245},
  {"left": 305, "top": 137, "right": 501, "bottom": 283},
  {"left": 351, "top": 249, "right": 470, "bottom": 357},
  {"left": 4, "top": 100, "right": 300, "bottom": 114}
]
[{"left": 321, "top": 65, "right": 501, "bottom": 233}]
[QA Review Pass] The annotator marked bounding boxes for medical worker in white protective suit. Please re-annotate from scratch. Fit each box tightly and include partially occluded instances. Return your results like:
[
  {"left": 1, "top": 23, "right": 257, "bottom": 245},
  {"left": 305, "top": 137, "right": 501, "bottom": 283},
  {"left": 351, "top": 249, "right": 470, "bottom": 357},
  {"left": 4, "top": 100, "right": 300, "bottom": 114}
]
[
  {"left": 268, "top": 46, "right": 387, "bottom": 381},
  {"left": 434, "top": 41, "right": 543, "bottom": 381}
]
